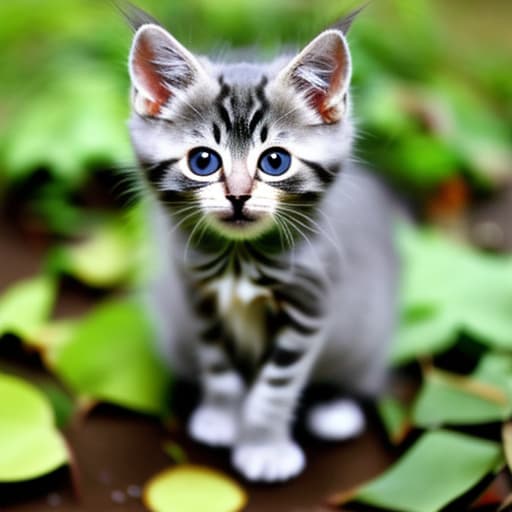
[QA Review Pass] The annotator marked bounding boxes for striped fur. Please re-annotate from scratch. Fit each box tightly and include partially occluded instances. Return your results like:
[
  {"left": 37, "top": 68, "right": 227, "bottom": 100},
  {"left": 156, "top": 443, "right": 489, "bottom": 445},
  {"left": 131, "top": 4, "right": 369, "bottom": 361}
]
[{"left": 128, "top": 17, "right": 398, "bottom": 482}]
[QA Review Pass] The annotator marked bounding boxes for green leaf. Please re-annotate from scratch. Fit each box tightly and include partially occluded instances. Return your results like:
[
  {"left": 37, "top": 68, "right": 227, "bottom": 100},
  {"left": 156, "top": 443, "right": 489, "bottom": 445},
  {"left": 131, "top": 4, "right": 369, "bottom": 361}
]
[
  {"left": 392, "top": 226, "right": 512, "bottom": 365},
  {"left": 474, "top": 352, "right": 512, "bottom": 389},
  {"left": 0, "top": 276, "right": 56, "bottom": 339},
  {"left": 432, "top": 77, "right": 512, "bottom": 184},
  {"left": 377, "top": 397, "right": 410, "bottom": 445},
  {"left": 392, "top": 309, "right": 458, "bottom": 365},
  {"left": 52, "top": 299, "right": 171, "bottom": 415},
  {"left": 47, "top": 204, "right": 153, "bottom": 288},
  {"left": 392, "top": 134, "right": 460, "bottom": 189},
  {"left": 143, "top": 465, "right": 248, "bottom": 512},
  {"left": 0, "top": 64, "right": 131, "bottom": 187},
  {"left": 0, "top": 373, "right": 69, "bottom": 482},
  {"left": 412, "top": 369, "right": 511, "bottom": 427},
  {"left": 353, "top": 430, "right": 504, "bottom": 512},
  {"left": 25, "top": 320, "right": 77, "bottom": 366},
  {"left": 38, "top": 383, "right": 75, "bottom": 429},
  {"left": 502, "top": 423, "right": 512, "bottom": 474},
  {"left": 48, "top": 222, "right": 135, "bottom": 289}
]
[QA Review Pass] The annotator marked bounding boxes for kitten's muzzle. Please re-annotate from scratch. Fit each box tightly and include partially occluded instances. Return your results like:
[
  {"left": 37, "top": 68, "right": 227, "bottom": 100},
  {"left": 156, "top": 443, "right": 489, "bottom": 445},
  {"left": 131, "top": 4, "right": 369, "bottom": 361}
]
[
  {"left": 226, "top": 195, "right": 251, "bottom": 219},
  {"left": 217, "top": 195, "right": 259, "bottom": 226}
]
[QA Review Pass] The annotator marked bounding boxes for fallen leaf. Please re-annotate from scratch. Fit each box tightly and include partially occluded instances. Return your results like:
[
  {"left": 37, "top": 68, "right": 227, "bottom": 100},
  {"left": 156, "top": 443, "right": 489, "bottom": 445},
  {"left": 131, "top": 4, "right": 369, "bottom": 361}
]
[
  {"left": 332, "top": 430, "right": 504, "bottom": 512},
  {"left": 412, "top": 368, "right": 511, "bottom": 427},
  {"left": 0, "top": 275, "right": 56, "bottom": 340},
  {"left": 377, "top": 397, "right": 411, "bottom": 445},
  {"left": 144, "top": 465, "right": 247, "bottom": 512},
  {"left": 48, "top": 222, "right": 135, "bottom": 289},
  {"left": 46, "top": 204, "right": 153, "bottom": 289},
  {"left": 0, "top": 372, "right": 69, "bottom": 482},
  {"left": 39, "top": 382, "right": 76, "bottom": 429},
  {"left": 392, "top": 227, "right": 512, "bottom": 365},
  {"left": 502, "top": 423, "right": 512, "bottom": 473},
  {"left": 26, "top": 320, "right": 77, "bottom": 366},
  {"left": 52, "top": 299, "right": 171, "bottom": 415}
]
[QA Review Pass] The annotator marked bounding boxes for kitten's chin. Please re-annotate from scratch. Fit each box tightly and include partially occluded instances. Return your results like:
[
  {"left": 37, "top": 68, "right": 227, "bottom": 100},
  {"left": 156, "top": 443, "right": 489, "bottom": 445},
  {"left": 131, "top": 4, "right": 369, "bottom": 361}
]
[{"left": 209, "top": 213, "right": 274, "bottom": 240}]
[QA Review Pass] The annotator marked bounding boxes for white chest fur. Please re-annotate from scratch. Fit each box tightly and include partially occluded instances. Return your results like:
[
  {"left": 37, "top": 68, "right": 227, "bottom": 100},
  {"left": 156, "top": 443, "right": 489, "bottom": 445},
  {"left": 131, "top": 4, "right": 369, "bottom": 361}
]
[{"left": 207, "top": 274, "right": 276, "bottom": 361}]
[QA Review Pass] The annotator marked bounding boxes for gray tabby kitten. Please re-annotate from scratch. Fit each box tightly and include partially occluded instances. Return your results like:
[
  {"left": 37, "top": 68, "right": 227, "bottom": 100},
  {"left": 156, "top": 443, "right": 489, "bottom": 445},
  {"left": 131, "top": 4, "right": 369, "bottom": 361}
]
[{"left": 126, "top": 7, "right": 398, "bottom": 482}]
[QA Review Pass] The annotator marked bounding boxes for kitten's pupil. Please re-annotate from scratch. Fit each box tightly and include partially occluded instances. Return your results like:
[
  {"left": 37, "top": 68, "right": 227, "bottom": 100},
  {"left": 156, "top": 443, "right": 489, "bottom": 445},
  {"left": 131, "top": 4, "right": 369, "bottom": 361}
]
[
  {"left": 268, "top": 153, "right": 282, "bottom": 169},
  {"left": 197, "top": 152, "right": 211, "bottom": 169}
]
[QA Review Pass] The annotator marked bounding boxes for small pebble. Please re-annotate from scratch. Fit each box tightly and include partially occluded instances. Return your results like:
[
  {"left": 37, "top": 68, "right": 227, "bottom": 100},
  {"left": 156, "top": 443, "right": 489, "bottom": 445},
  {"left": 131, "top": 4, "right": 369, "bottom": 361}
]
[
  {"left": 111, "top": 490, "right": 126, "bottom": 504},
  {"left": 46, "top": 493, "right": 62, "bottom": 507},
  {"left": 127, "top": 484, "right": 142, "bottom": 498}
]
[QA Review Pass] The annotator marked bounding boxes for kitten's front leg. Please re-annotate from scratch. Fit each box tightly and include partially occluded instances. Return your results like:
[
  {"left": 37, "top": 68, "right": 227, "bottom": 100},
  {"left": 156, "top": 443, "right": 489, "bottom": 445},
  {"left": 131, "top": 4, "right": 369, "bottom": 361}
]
[
  {"left": 188, "top": 321, "right": 245, "bottom": 448},
  {"left": 233, "top": 327, "right": 322, "bottom": 482}
]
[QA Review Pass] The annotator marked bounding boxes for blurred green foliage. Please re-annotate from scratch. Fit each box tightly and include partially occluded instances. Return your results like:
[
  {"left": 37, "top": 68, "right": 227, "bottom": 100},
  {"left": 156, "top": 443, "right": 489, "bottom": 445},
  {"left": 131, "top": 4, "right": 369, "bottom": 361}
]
[
  {"left": 0, "top": 0, "right": 511, "bottom": 198},
  {"left": 0, "top": 373, "right": 69, "bottom": 483}
]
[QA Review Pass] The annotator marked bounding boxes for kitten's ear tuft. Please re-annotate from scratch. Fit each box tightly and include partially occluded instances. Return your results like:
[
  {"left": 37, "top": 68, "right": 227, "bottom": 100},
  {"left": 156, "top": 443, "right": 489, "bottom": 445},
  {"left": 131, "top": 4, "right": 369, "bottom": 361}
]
[
  {"left": 332, "top": 3, "right": 369, "bottom": 34},
  {"left": 129, "top": 24, "right": 202, "bottom": 116},
  {"left": 113, "top": 1, "right": 161, "bottom": 31},
  {"left": 279, "top": 30, "right": 351, "bottom": 124}
]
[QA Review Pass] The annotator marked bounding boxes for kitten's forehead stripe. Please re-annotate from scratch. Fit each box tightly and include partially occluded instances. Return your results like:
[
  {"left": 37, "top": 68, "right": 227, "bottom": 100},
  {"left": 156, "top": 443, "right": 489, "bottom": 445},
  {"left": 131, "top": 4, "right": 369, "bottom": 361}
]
[
  {"left": 248, "top": 109, "right": 263, "bottom": 135},
  {"left": 212, "top": 123, "right": 221, "bottom": 144},
  {"left": 218, "top": 105, "right": 233, "bottom": 132},
  {"left": 213, "top": 73, "right": 271, "bottom": 152},
  {"left": 255, "top": 76, "right": 269, "bottom": 106},
  {"left": 260, "top": 125, "right": 268, "bottom": 143},
  {"left": 216, "top": 78, "right": 233, "bottom": 132}
]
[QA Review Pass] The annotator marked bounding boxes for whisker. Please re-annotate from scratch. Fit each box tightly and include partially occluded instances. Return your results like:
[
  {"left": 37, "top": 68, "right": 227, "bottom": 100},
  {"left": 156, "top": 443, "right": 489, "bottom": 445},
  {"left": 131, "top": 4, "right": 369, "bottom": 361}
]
[{"left": 184, "top": 213, "right": 209, "bottom": 261}]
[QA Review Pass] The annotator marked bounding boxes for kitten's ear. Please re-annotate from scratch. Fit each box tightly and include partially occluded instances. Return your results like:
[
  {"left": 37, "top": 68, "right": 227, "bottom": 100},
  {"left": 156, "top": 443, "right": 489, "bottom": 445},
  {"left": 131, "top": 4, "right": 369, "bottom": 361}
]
[
  {"left": 278, "top": 30, "right": 351, "bottom": 124},
  {"left": 129, "top": 24, "right": 204, "bottom": 116}
]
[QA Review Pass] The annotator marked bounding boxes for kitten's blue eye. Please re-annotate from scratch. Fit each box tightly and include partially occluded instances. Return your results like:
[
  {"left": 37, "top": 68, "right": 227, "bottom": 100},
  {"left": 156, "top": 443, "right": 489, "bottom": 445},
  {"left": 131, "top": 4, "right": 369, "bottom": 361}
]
[
  {"left": 188, "top": 147, "right": 222, "bottom": 176},
  {"left": 259, "top": 148, "right": 291, "bottom": 176}
]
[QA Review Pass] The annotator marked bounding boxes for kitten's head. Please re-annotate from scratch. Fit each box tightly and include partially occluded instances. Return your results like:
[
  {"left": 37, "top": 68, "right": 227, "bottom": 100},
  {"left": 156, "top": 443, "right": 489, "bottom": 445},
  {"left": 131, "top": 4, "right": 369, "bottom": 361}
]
[{"left": 128, "top": 22, "right": 354, "bottom": 244}]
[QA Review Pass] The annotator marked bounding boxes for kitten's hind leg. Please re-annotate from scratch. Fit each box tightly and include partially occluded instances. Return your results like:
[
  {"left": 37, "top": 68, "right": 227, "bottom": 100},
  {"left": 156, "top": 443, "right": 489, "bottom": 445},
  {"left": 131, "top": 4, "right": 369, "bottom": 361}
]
[
  {"left": 306, "top": 398, "right": 365, "bottom": 441},
  {"left": 188, "top": 338, "right": 245, "bottom": 448}
]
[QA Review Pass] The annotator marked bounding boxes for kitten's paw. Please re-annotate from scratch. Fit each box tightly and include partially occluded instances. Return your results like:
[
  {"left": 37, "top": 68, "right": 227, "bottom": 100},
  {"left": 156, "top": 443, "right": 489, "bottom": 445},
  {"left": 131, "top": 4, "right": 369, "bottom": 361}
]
[
  {"left": 188, "top": 404, "right": 238, "bottom": 447},
  {"left": 232, "top": 439, "right": 305, "bottom": 482},
  {"left": 306, "top": 398, "right": 365, "bottom": 441}
]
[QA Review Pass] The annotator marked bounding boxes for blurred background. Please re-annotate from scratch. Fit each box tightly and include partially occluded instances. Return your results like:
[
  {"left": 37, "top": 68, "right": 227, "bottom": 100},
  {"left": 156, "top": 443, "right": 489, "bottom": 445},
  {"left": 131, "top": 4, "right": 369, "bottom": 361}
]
[
  {"left": 1, "top": 1, "right": 512, "bottom": 511},
  {"left": 1, "top": 0, "right": 511, "bottom": 235}
]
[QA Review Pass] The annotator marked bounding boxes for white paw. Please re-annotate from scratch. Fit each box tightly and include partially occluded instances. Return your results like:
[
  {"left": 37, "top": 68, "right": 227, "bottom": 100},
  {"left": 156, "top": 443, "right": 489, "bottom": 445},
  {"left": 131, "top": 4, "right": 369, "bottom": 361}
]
[
  {"left": 306, "top": 398, "right": 365, "bottom": 441},
  {"left": 188, "top": 404, "right": 238, "bottom": 447},
  {"left": 232, "top": 440, "right": 305, "bottom": 482}
]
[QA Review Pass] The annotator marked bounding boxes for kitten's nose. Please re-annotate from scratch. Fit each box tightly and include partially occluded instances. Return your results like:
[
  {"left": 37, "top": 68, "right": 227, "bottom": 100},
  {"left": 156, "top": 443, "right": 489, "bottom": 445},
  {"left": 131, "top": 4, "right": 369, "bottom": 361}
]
[{"left": 226, "top": 195, "right": 251, "bottom": 217}]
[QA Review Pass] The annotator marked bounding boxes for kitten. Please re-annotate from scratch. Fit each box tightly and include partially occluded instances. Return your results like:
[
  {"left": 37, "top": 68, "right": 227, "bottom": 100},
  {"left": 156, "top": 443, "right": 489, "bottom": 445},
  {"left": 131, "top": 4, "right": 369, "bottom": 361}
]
[{"left": 126, "top": 6, "right": 398, "bottom": 482}]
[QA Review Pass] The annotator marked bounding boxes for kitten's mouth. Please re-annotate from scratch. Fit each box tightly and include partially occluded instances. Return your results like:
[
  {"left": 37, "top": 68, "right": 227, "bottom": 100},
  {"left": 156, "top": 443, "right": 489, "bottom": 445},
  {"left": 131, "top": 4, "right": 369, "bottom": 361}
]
[
  {"left": 219, "top": 212, "right": 257, "bottom": 228},
  {"left": 211, "top": 209, "right": 271, "bottom": 238}
]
